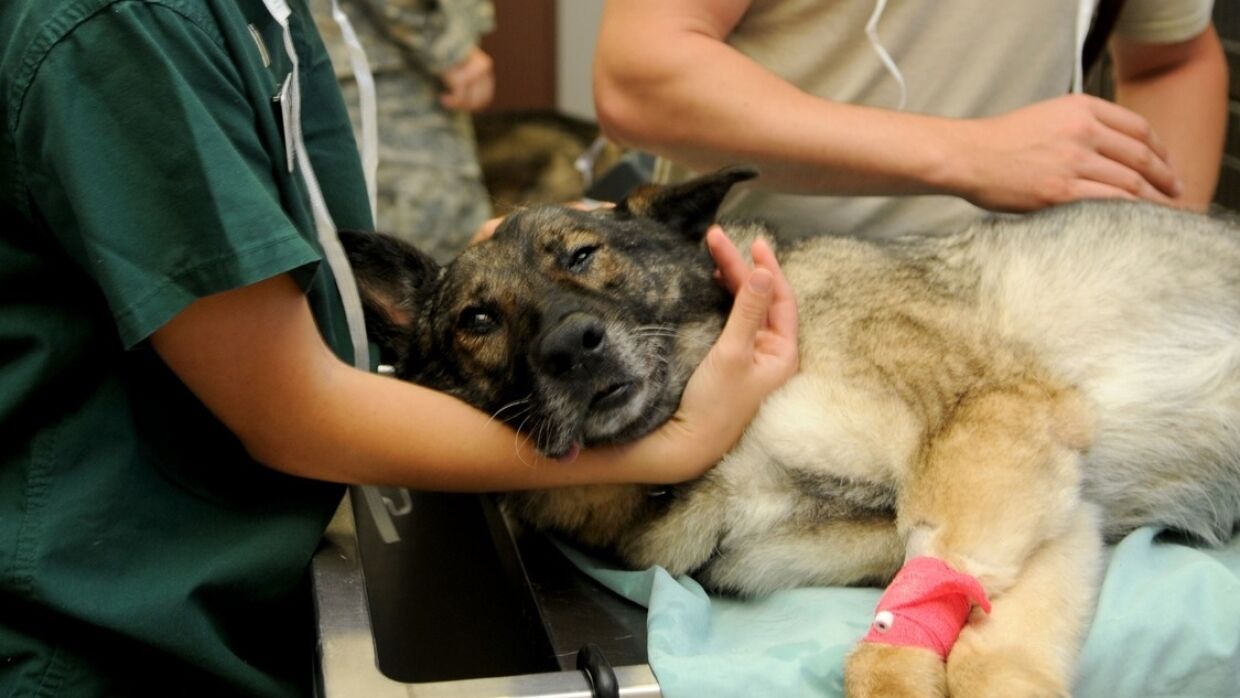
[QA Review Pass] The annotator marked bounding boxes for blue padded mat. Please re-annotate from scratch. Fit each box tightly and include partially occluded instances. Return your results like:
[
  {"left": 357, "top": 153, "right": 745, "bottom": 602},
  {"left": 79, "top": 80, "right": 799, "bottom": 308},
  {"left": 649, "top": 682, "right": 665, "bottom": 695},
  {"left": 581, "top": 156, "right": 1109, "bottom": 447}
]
[{"left": 562, "top": 527, "right": 1240, "bottom": 697}]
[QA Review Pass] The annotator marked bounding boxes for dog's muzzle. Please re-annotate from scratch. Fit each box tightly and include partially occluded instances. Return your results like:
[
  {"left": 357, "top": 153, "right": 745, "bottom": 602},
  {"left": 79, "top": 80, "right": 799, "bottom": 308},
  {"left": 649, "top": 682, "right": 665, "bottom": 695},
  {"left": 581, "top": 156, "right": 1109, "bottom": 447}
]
[{"left": 537, "top": 311, "right": 609, "bottom": 379}]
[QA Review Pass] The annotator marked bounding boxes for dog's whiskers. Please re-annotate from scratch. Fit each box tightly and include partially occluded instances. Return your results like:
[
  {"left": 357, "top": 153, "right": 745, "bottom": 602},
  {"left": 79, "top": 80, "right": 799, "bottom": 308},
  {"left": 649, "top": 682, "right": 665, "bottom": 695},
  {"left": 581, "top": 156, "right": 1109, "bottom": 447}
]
[
  {"left": 533, "top": 420, "right": 557, "bottom": 461},
  {"left": 635, "top": 324, "right": 713, "bottom": 352},
  {"left": 634, "top": 324, "right": 679, "bottom": 339},
  {"left": 513, "top": 411, "right": 538, "bottom": 467},
  {"left": 489, "top": 396, "right": 534, "bottom": 425}
]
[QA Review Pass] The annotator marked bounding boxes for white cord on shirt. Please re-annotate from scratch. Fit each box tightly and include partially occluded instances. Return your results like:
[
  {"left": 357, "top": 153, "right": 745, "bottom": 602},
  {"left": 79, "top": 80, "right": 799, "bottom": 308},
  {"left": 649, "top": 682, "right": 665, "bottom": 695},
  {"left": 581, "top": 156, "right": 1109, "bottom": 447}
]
[
  {"left": 1072, "top": 0, "right": 1100, "bottom": 93},
  {"left": 866, "top": 0, "right": 907, "bottom": 111},
  {"left": 329, "top": 0, "right": 379, "bottom": 217}
]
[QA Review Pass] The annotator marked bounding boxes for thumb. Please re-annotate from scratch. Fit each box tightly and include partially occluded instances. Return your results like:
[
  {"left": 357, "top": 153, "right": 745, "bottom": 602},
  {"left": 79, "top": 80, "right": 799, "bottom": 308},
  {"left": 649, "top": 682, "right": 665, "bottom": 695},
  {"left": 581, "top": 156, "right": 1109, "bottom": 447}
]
[{"left": 718, "top": 268, "right": 774, "bottom": 352}]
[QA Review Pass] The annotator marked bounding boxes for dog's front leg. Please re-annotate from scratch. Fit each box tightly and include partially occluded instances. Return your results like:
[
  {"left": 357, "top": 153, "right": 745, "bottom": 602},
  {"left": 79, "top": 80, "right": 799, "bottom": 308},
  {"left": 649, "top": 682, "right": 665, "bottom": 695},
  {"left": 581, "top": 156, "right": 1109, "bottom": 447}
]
[
  {"left": 845, "top": 380, "right": 1096, "bottom": 698},
  {"left": 946, "top": 506, "right": 1101, "bottom": 698}
]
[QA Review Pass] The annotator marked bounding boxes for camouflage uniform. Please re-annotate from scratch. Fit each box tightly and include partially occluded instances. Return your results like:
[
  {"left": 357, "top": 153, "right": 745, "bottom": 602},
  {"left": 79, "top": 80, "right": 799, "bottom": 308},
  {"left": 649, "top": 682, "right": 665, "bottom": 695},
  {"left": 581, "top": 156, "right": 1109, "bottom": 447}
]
[{"left": 315, "top": 0, "right": 495, "bottom": 263}]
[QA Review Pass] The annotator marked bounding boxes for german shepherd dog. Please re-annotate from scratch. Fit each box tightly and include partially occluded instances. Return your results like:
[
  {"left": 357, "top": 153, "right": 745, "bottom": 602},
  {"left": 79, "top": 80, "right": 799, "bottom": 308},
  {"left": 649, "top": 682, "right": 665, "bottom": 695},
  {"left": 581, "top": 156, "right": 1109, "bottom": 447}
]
[{"left": 342, "top": 168, "right": 1240, "bottom": 697}]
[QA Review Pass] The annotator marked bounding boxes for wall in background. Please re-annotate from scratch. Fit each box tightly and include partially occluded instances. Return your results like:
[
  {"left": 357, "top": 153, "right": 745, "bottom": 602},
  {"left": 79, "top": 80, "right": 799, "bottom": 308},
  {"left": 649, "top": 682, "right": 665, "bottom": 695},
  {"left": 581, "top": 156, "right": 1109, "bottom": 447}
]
[
  {"left": 556, "top": 1, "right": 604, "bottom": 120},
  {"left": 479, "top": 0, "right": 557, "bottom": 112},
  {"left": 478, "top": 0, "right": 601, "bottom": 118}
]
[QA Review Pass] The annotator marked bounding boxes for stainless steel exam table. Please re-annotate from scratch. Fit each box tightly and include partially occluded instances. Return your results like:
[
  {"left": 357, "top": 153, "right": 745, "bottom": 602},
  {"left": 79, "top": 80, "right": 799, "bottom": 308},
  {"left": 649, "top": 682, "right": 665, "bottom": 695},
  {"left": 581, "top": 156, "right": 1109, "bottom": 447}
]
[{"left": 311, "top": 487, "right": 662, "bottom": 697}]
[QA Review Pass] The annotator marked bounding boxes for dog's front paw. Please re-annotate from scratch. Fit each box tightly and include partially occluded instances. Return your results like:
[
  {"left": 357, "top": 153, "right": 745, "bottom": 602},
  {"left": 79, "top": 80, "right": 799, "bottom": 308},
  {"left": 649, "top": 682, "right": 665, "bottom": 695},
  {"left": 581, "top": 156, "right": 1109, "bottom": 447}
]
[
  {"left": 947, "top": 640, "right": 1069, "bottom": 698},
  {"left": 843, "top": 642, "right": 946, "bottom": 698}
]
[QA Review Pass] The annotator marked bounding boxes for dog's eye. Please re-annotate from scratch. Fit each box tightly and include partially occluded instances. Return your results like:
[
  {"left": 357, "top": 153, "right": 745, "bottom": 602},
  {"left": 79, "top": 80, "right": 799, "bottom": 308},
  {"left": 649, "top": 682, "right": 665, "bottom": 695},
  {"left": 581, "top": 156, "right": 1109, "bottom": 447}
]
[
  {"left": 566, "top": 245, "right": 599, "bottom": 273},
  {"left": 457, "top": 306, "right": 499, "bottom": 335}
]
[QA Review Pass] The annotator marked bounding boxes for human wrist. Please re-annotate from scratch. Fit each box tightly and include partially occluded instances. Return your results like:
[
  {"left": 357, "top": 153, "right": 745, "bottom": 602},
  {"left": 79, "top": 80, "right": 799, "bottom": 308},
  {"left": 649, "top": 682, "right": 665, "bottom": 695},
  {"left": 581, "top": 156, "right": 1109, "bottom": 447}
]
[
  {"left": 908, "top": 115, "right": 982, "bottom": 201},
  {"left": 629, "top": 418, "right": 723, "bottom": 485}
]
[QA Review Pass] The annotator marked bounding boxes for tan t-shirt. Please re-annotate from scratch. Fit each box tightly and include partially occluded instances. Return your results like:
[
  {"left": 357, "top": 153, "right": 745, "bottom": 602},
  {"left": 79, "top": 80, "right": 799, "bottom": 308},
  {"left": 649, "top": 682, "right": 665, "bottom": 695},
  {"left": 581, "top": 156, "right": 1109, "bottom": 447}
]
[{"left": 654, "top": 0, "right": 1214, "bottom": 240}]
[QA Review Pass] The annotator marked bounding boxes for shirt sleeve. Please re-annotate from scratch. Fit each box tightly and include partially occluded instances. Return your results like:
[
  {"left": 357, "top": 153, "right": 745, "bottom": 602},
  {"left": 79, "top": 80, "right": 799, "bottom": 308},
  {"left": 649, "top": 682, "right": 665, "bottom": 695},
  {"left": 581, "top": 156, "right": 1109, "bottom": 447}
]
[
  {"left": 12, "top": 2, "right": 321, "bottom": 348},
  {"left": 1114, "top": 0, "right": 1214, "bottom": 44}
]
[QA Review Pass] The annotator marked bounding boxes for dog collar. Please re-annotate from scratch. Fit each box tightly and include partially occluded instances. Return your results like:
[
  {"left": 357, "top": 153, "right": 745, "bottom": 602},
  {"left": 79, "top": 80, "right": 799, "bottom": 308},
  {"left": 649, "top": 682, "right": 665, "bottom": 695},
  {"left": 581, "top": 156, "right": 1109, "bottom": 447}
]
[{"left": 861, "top": 556, "right": 991, "bottom": 659}]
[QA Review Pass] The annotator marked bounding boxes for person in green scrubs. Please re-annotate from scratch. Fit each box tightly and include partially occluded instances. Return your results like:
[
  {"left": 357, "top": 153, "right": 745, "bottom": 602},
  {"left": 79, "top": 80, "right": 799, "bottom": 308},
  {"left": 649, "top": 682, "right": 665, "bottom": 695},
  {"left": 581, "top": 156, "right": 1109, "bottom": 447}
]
[{"left": 0, "top": 1, "right": 798, "bottom": 695}]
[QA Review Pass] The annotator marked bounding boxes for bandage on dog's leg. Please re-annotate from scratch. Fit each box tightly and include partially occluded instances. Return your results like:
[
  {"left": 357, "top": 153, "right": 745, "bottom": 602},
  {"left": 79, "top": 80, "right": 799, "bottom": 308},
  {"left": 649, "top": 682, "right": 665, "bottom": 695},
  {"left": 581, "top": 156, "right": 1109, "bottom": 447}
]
[
  {"left": 845, "top": 560, "right": 990, "bottom": 698},
  {"left": 862, "top": 556, "right": 991, "bottom": 659}
]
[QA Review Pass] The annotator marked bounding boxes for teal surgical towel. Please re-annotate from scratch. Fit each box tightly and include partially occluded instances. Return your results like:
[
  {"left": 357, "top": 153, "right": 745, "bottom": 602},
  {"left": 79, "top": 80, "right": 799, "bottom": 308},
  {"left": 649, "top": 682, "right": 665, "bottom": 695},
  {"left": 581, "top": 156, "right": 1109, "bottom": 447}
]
[{"left": 561, "top": 527, "right": 1240, "bottom": 698}]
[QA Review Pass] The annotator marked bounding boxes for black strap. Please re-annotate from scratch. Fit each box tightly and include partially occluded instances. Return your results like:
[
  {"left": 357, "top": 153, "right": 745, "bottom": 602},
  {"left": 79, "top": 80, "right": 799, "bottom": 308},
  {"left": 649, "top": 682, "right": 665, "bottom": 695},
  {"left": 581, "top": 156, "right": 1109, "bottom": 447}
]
[
  {"left": 1082, "top": 0, "right": 1129, "bottom": 75},
  {"left": 576, "top": 643, "right": 620, "bottom": 698}
]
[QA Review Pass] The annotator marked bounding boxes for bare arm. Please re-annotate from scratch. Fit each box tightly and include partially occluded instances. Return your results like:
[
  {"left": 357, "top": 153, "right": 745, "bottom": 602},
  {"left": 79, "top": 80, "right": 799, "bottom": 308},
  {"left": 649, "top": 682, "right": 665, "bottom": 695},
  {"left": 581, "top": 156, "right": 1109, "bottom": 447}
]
[
  {"left": 149, "top": 233, "right": 795, "bottom": 492},
  {"left": 1110, "top": 23, "right": 1228, "bottom": 210},
  {"left": 594, "top": 0, "right": 959, "bottom": 197},
  {"left": 594, "top": 0, "right": 1181, "bottom": 211}
]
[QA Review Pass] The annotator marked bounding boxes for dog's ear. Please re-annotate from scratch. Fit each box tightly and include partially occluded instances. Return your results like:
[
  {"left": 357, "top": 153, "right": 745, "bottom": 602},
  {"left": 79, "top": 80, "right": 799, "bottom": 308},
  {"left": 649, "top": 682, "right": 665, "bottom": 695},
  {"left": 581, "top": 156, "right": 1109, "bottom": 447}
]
[
  {"left": 339, "top": 230, "right": 441, "bottom": 365},
  {"left": 615, "top": 166, "right": 757, "bottom": 240}
]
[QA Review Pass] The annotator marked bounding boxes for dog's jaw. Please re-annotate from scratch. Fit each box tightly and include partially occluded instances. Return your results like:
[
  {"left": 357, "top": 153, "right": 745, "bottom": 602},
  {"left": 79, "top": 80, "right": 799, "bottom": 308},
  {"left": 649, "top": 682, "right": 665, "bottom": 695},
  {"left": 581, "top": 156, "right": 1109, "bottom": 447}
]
[
  {"left": 527, "top": 324, "right": 686, "bottom": 457},
  {"left": 526, "top": 313, "right": 724, "bottom": 458},
  {"left": 582, "top": 380, "right": 656, "bottom": 440}
]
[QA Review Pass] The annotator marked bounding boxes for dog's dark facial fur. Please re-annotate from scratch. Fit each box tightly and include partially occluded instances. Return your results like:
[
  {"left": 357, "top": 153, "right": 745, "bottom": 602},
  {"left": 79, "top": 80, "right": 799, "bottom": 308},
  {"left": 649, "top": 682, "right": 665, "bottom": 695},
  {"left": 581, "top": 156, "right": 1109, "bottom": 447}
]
[{"left": 342, "top": 168, "right": 757, "bottom": 458}]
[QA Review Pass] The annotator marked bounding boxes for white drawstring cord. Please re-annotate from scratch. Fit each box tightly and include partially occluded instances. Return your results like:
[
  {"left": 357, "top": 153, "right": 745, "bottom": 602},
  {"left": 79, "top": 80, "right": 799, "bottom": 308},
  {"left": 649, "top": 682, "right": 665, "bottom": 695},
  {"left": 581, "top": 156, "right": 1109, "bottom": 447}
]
[
  {"left": 329, "top": 0, "right": 379, "bottom": 216},
  {"left": 865, "top": 0, "right": 907, "bottom": 111},
  {"left": 272, "top": 12, "right": 371, "bottom": 371},
  {"left": 261, "top": 0, "right": 402, "bottom": 544},
  {"left": 1072, "top": 0, "right": 1100, "bottom": 92}
]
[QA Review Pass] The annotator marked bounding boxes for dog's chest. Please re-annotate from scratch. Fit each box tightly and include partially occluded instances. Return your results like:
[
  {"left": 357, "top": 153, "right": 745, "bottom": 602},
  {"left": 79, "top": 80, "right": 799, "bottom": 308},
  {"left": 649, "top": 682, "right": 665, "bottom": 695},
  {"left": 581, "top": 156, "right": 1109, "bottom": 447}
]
[{"left": 709, "top": 370, "right": 919, "bottom": 534}]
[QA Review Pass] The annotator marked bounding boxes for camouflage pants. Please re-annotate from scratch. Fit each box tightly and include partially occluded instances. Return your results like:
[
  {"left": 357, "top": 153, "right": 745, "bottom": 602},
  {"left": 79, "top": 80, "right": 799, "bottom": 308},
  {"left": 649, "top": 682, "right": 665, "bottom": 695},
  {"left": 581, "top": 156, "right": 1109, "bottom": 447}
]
[{"left": 340, "top": 72, "right": 493, "bottom": 264}]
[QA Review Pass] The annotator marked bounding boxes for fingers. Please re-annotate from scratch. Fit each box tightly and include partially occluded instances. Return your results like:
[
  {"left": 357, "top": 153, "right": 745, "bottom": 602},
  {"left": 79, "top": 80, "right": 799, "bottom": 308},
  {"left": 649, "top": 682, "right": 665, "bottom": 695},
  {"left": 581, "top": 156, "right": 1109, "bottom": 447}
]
[
  {"left": 706, "top": 225, "right": 747, "bottom": 295},
  {"left": 463, "top": 67, "right": 495, "bottom": 110},
  {"left": 1060, "top": 179, "right": 1141, "bottom": 204},
  {"left": 469, "top": 216, "right": 505, "bottom": 244},
  {"left": 707, "top": 228, "right": 798, "bottom": 368},
  {"left": 1084, "top": 98, "right": 1182, "bottom": 200},
  {"left": 438, "top": 49, "right": 494, "bottom": 112},
  {"left": 750, "top": 237, "right": 798, "bottom": 340},
  {"left": 1075, "top": 156, "right": 1171, "bottom": 205},
  {"left": 438, "top": 73, "right": 467, "bottom": 110},
  {"left": 1088, "top": 96, "right": 1169, "bottom": 162},
  {"left": 716, "top": 266, "right": 774, "bottom": 359},
  {"left": 707, "top": 227, "right": 797, "bottom": 340},
  {"left": 567, "top": 200, "right": 615, "bottom": 211},
  {"left": 708, "top": 225, "right": 769, "bottom": 353},
  {"left": 439, "top": 73, "right": 482, "bottom": 111}
]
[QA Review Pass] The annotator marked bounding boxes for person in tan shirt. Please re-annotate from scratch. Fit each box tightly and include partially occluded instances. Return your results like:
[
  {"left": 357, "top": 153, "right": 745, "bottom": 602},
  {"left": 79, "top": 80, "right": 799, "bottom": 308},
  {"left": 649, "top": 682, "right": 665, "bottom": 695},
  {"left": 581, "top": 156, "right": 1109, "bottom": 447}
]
[{"left": 595, "top": 0, "right": 1228, "bottom": 239}]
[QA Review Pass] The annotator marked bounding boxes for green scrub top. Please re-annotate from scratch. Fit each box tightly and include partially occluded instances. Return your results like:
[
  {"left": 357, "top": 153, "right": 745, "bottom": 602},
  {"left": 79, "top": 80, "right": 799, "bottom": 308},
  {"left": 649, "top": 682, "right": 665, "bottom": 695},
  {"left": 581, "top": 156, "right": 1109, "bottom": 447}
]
[{"left": 0, "top": 0, "right": 373, "bottom": 695}]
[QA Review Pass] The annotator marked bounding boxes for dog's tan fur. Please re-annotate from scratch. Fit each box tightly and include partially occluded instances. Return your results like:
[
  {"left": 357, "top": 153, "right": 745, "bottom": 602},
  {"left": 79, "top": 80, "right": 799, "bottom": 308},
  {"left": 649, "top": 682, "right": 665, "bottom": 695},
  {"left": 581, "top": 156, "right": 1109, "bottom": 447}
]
[{"left": 345, "top": 170, "right": 1240, "bottom": 697}]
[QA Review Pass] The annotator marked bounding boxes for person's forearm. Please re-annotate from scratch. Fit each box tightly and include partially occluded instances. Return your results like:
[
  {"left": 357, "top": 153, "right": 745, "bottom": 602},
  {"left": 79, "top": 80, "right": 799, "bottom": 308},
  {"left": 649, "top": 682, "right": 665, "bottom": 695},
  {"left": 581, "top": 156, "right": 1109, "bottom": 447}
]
[
  {"left": 153, "top": 274, "right": 710, "bottom": 491},
  {"left": 253, "top": 354, "right": 698, "bottom": 491},
  {"left": 1111, "top": 25, "right": 1228, "bottom": 210},
  {"left": 593, "top": 3, "right": 962, "bottom": 198}
]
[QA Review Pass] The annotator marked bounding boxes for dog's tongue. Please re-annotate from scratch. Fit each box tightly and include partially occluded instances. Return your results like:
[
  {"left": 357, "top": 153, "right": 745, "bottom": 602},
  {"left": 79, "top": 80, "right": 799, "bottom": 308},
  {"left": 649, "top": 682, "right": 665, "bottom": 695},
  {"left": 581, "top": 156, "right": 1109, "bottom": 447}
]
[{"left": 557, "top": 441, "right": 582, "bottom": 464}]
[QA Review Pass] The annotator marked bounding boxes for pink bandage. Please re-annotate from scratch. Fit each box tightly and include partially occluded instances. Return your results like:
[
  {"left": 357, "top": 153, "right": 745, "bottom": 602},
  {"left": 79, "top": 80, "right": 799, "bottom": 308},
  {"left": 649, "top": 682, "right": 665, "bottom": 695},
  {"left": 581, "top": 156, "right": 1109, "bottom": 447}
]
[{"left": 861, "top": 556, "right": 992, "bottom": 659}]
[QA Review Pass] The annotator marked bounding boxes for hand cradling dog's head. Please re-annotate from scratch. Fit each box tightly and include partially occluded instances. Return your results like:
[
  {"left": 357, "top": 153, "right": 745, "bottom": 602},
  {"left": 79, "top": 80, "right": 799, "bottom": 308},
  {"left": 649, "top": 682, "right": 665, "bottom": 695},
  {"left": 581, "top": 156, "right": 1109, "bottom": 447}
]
[{"left": 342, "top": 167, "right": 758, "bottom": 458}]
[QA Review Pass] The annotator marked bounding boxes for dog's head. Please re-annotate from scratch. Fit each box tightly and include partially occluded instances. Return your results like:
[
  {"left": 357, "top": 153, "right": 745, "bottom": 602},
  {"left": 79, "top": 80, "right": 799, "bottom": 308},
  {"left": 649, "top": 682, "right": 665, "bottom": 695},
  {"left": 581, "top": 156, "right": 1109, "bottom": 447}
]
[{"left": 343, "top": 167, "right": 757, "bottom": 458}]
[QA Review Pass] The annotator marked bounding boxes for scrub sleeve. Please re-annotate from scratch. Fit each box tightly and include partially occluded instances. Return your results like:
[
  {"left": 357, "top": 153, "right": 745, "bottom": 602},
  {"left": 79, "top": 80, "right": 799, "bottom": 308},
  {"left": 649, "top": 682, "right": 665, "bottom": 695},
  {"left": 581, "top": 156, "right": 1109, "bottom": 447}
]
[{"left": 0, "top": 0, "right": 371, "bottom": 695}]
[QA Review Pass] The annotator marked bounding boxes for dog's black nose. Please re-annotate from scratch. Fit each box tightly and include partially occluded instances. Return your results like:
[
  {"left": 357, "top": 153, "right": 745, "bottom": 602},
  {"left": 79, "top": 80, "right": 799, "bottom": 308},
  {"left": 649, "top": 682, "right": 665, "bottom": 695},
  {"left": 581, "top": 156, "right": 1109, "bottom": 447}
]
[{"left": 538, "top": 312, "right": 607, "bottom": 378}]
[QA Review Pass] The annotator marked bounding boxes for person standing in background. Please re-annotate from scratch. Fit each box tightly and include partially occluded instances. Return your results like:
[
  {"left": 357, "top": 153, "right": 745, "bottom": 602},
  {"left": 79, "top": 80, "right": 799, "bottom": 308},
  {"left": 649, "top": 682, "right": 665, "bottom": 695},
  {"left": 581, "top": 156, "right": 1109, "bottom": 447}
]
[
  {"left": 594, "top": 0, "right": 1228, "bottom": 240},
  {"left": 317, "top": 0, "right": 496, "bottom": 262}
]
